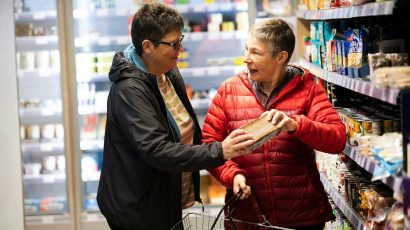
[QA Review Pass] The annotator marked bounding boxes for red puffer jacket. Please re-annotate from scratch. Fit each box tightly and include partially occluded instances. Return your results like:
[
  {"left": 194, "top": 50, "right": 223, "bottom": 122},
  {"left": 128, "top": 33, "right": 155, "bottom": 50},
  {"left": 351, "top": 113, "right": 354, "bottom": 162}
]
[{"left": 202, "top": 67, "right": 346, "bottom": 228}]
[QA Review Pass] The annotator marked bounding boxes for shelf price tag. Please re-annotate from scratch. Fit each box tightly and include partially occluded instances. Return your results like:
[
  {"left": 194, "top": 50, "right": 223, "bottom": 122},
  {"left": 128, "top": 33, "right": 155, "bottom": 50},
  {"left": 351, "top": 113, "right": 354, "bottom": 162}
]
[
  {"left": 86, "top": 213, "right": 100, "bottom": 222},
  {"left": 208, "top": 32, "right": 219, "bottom": 40},
  {"left": 206, "top": 4, "right": 218, "bottom": 12},
  {"left": 207, "top": 67, "right": 219, "bottom": 76},
  {"left": 41, "top": 108, "right": 54, "bottom": 116},
  {"left": 220, "top": 32, "right": 234, "bottom": 40},
  {"left": 39, "top": 69, "right": 51, "bottom": 77},
  {"left": 117, "top": 36, "right": 130, "bottom": 45},
  {"left": 40, "top": 143, "right": 53, "bottom": 152},
  {"left": 189, "top": 33, "right": 203, "bottom": 41},
  {"left": 35, "top": 37, "right": 48, "bottom": 45},
  {"left": 192, "top": 68, "right": 205, "bottom": 77},
  {"left": 176, "top": 5, "right": 188, "bottom": 14},
  {"left": 193, "top": 4, "right": 206, "bottom": 13},
  {"left": 98, "top": 37, "right": 111, "bottom": 46},
  {"left": 33, "top": 12, "right": 46, "bottom": 20},
  {"left": 42, "top": 175, "right": 56, "bottom": 184},
  {"left": 42, "top": 216, "right": 55, "bottom": 224},
  {"left": 219, "top": 3, "right": 232, "bottom": 11}
]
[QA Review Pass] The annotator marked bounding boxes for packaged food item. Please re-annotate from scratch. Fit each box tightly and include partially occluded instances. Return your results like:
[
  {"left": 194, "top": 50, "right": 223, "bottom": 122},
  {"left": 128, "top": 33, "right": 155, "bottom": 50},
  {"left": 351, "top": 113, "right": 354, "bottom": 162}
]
[{"left": 238, "top": 114, "right": 281, "bottom": 150}]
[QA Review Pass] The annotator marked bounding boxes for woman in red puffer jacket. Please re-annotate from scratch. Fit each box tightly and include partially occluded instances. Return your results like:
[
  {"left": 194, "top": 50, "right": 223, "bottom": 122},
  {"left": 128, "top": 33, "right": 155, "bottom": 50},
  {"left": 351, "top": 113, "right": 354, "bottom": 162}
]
[{"left": 202, "top": 18, "right": 346, "bottom": 230}]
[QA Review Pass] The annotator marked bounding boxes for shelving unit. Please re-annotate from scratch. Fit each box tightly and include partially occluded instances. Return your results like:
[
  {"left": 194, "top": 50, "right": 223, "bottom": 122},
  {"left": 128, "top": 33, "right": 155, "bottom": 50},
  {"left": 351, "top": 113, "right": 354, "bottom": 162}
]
[
  {"left": 343, "top": 145, "right": 402, "bottom": 191},
  {"left": 296, "top": 1, "right": 395, "bottom": 20},
  {"left": 296, "top": 0, "right": 409, "bottom": 228},
  {"left": 299, "top": 59, "right": 400, "bottom": 105},
  {"left": 320, "top": 173, "right": 365, "bottom": 230}
]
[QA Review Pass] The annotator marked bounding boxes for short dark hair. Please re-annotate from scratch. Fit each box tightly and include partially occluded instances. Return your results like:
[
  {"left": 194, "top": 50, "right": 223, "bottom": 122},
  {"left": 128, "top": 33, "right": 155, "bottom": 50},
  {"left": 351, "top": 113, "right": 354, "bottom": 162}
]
[
  {"left": 249, "top": 19, "right": 295, "bottom": 64},
  {"left": 131, "top": 3, "right": 184, "bottom": 56}
]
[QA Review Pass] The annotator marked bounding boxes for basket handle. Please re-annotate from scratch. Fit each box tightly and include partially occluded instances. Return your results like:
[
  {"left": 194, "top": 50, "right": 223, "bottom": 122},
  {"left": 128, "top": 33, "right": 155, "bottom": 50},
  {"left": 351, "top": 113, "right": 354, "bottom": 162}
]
[
  {"left": 225, "top": 186, "right": 271, "bottom": 226},
  {"left": 210, "top": 189, "right": 243, "bottom": 229}
]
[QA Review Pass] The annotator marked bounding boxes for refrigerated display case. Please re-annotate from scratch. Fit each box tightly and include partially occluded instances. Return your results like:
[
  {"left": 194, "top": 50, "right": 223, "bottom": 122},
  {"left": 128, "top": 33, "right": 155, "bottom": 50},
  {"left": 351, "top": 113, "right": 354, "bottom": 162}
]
[{"left": 14, "top": 0, "right": 74, "bottom": 229}]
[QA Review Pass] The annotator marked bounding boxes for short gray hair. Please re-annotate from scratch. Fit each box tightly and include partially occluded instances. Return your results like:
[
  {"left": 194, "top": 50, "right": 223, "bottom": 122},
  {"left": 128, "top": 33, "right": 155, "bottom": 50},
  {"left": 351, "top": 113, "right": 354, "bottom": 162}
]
[{"left": 249, "top": 19, "right": 295, "bottom": 63}]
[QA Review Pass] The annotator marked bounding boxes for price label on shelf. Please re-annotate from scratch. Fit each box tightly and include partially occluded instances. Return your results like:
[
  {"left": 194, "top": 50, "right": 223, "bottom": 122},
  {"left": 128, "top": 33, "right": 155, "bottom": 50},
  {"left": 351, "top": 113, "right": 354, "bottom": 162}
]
[
  {"left": 33, "top": 12, "right": 46, "bottom": 20},
  {"left": 189, "top": 33, "right": 203, "bottom": 41},
  {"left": 35, "top": 37, "right": 48, "bottom": 45},
  {"left": 206, "top": 4, "right": 218, "bottom": 12},
  {"left": 42, "top": 216, "right": 55, "bottom": 224},
  {"left": 40, "top": 143, "right": 53, "bottom": 152},
  {"left": 176, "top": 5, "right": 188, "bottom": 14},
  {"left": 208, "top": 32, "right": 219, "bottom": 40},
  {"left": 220, "top": 32, "right": 234, "bottom": 40},
  {"left": 41, "top": 108, "right": 54, "bottom": 116},
  {"left": 192, "top": 68, "right": 205, "bottom": 77},
  {"left": 193, "top": 5, "right": 206, "bottom": 13},
  {"left": 42, "top": 175, "right": 56, "bottom": 184},
  {"left": 86, "top": 213, "right": 100, "bottom": 222},
  {"left": 39, "top": 69, "right": 51, "bottom": 77},
  {"left": 219, "top": 3, "right": 232, "bottom": 11},
  {"left": 98, "top": 37, "right": 111, "bottom": 46},
  {"left": 116, "top": 36, "right": 130, "bottom": 45},
  {"left": 207, "top": 67, "right": 219, "bottom": 76}
]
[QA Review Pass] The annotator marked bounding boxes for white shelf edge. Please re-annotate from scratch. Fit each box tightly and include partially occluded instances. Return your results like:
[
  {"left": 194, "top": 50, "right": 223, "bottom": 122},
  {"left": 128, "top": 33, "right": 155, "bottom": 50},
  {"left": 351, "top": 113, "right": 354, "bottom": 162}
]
[
  {"left": 296, "top": 1, "right": 395, "bottom": 20},
  {"left": 320, "top": 173, "right": 365, "bottom": 230},
  {"left": 343, "top": 145, "right": 403, "bottom": 191},
  {"left": 298, "top": 59, "right": 400, "bottom": 105}
]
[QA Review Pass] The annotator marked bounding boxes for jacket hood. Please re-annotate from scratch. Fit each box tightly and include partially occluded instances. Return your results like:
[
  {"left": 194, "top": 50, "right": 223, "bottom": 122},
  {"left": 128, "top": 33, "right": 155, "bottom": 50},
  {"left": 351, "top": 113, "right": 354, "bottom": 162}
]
[{"left": 108, "top": 51, "right": 145, "bottom": 83}]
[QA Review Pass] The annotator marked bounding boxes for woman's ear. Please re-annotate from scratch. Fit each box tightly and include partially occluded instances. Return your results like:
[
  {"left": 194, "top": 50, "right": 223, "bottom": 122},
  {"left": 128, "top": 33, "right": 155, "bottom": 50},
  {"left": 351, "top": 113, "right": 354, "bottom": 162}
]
[
  {"left": 277, "top": 51, "right": 289, "bottom": 65},
  {"left": 141, "top": 40, "right": 153, "bottom": 54}
]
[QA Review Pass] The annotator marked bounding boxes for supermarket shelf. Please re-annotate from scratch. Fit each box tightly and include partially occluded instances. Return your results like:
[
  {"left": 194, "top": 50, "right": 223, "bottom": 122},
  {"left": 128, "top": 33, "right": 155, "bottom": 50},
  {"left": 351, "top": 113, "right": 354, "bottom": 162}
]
[
  {"left": 77, "top": 66, "right": 244, "bottom": 87},
  {"left": 173, "top": 2, "right": 248, "bottom": 14},
  {"left": 22, "top": 141, "right": 64, "bottom": 154},
  {"left": 74, "top": 36, "right": 130, "bottom": 48},
  {"left": 296, "top": 1, "right": 395, "bottom": 20},
  {"left": 73, "top": 8, "right": 130, "bottom": 19},
  {"left": 16, "top": 35, "right": 59, "bottom": 50},
  {"left": 26, "top": 214, "right": 71, "bottom": 227},
  {"left": 81, "top": 212, "right": 109, "bottom": 229},
  {"left": 299, "top": 59, "right": 400, "bottom": 105},
  {"left": 18, "top": 69, "right": 60, "bottom": 80},
  {"left": 22, "top": 139, "right": 105, "bottom": 153},
  {"left": 74, "top": 31, "right": 246, "bottom": 48},
  {"left": 78, "top": 105, "right": 107, "bottom": 115},
  {"left": 23, "top": 174, "right": 66, "bottom": 185},
  {"left": 320, "top": 173, "right": 365, "bottom": 230},
  {"left": 20, "top": 108, "right": 62, "bottom": 125},
  {"left": 186, "top": 31, "right": 247, "bottom": 42},
  {"left": 343, "top": 145, "right": 403, "bottom": 191},
  {"left": 80, "top": 139, "right": 104, "bottom": 151},
  {"left": 15, "top": 10, "right": 57, "bottom": 22},
  {"left": 78, "top": 98, "right": 211, "bottom": 115}
]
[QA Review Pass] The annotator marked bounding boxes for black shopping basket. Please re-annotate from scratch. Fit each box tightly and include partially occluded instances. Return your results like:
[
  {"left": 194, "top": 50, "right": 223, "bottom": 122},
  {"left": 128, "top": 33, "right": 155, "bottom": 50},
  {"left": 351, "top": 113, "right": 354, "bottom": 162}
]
[{"left": 171, "top": 190, "right": 293, "bottom": 230}]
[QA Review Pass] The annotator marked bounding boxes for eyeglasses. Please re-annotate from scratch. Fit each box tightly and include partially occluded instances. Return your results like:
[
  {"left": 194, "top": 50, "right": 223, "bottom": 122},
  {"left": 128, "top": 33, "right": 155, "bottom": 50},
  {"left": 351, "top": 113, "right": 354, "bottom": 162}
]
[{"left": 149, "top": 35, "right": 184, "bottom": 51}]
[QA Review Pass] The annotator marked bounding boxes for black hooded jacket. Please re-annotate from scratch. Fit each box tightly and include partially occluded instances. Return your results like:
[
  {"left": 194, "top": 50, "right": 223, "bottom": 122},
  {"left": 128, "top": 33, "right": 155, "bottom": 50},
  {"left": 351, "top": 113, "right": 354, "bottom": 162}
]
[{"left": 97, "top": 52, "right": 225, "bottom": 229}]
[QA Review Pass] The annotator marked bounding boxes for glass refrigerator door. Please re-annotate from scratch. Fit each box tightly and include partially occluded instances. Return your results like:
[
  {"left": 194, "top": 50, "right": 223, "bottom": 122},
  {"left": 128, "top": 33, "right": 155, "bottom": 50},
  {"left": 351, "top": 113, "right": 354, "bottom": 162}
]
[
  {"left": 14, "top": 0, "right": 71, "bottom": 227},
  {"left": 72, "top": 0, "right": 136, "bottom": 220}
]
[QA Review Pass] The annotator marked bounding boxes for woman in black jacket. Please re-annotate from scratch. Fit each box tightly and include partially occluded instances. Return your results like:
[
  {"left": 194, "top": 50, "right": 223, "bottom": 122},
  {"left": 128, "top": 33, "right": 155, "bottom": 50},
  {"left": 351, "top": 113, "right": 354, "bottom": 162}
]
[{"left": 96, "top": 3, "right": 254, "bottom": 230}]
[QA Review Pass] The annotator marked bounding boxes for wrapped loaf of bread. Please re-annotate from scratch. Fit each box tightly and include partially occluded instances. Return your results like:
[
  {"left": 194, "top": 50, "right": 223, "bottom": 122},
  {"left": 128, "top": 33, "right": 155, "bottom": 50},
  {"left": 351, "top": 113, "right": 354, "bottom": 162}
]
[{"left": 239, "top": 115, "right": 281, "bottom": 150}]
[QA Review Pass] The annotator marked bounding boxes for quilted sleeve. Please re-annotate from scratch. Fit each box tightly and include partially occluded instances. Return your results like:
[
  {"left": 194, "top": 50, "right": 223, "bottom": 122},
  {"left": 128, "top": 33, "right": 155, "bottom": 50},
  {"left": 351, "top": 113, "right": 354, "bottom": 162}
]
[{"left": 290, "top": 82, "right": 346, "bottom": 153}]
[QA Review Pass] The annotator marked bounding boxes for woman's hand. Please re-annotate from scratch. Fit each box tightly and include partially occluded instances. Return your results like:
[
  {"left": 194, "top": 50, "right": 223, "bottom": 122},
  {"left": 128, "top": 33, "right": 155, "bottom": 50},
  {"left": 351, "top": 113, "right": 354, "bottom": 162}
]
[
  {"left": 233, "top": 174, "right": 251, "bottom": 200},
  {"left": 222, "top": 129, "right": 254, "bottom": 160},
  {"left": 261, "top": 109, "right": 297, "bottom": 132}
]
